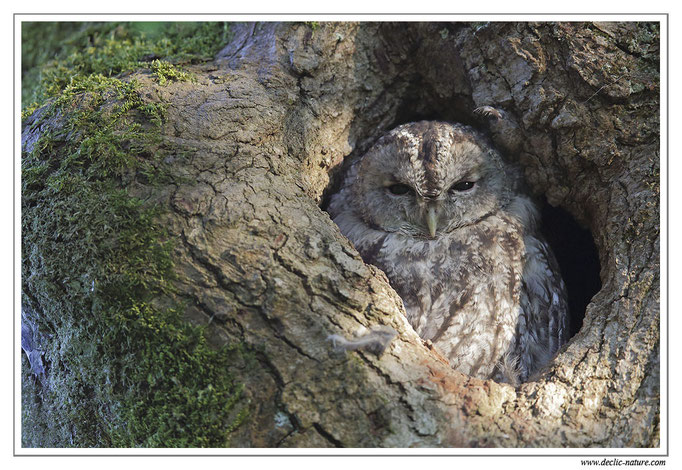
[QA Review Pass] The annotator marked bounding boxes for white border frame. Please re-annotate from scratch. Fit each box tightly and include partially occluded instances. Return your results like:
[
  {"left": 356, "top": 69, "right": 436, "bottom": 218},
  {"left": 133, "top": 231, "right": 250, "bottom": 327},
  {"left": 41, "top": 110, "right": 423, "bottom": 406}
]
[{"left": 13, "top": 13, "right": 669, "bottom": 460}]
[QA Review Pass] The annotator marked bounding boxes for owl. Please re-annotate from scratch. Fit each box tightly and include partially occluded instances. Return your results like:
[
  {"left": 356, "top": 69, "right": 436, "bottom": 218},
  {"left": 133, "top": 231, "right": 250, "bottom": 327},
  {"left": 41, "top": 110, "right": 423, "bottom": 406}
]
[{"left": 328, "top": 121, "right": 569, "bottom": 385}]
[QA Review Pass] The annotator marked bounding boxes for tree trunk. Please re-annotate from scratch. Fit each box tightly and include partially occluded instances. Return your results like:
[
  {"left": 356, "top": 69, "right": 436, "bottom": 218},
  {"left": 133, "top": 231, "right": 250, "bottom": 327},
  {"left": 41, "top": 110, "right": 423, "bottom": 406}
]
[{"left": 22, "top": 21, "right": 660, "bottom": 448}]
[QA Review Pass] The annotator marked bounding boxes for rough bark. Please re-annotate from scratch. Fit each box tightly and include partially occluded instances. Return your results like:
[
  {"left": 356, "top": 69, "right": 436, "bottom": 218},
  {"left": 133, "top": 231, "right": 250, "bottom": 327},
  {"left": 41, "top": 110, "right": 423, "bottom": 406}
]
[{"left": 24, "top": 21, "right": 660, "bottom": 447}]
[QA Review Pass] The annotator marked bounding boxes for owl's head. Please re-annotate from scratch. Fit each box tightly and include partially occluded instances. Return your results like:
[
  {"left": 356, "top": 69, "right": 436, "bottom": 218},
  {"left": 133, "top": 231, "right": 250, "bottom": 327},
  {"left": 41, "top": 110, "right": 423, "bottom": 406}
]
[{"left": 352, "top": 121, "right": 517, "bottom": 238}]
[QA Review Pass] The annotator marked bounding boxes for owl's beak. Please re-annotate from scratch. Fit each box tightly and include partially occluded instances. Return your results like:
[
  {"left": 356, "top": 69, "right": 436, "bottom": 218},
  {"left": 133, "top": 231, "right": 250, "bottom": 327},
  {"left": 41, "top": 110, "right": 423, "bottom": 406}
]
[{"left": 426, "top": 206, "right": 438, "bottom": 238}]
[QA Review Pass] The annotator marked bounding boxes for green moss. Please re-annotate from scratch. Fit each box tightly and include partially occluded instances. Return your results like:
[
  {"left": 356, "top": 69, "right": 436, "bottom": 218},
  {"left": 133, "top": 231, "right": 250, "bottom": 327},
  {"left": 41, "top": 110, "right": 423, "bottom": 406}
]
[
  {"left": 151, "top": 59, "right": 193, "bottom": 86},
  {"left": 22, "top": 22, "right": 231, "bottom": 110},
  {"left": 305, "top": 21, "right": 321, "bottom": 32},
  {"left": 22, "top": 28, "right": 248, "bottom": 448}
]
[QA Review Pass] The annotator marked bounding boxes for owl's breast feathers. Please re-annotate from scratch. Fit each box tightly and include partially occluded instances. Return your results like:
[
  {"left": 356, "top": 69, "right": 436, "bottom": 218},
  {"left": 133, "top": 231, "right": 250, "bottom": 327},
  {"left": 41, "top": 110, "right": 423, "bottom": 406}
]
[
  {"left": 373, "top": 213, "right": 526, "bottom": 378},
  {"left": 334, "top": 198, "right": 568, "bottom": 383}
]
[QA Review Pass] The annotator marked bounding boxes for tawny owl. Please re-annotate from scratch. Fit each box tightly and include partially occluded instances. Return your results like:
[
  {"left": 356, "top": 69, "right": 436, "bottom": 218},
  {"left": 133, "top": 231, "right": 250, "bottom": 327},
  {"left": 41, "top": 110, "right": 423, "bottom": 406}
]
[{"left": 328, "top": 121, "right": 569, "bottom": 384}]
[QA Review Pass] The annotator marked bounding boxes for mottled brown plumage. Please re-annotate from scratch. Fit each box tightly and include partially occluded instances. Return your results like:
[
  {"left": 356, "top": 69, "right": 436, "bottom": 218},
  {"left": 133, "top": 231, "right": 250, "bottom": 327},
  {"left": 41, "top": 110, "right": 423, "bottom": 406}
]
[{"left": 328, "top": 121, "right": 569, "bottom": 384}]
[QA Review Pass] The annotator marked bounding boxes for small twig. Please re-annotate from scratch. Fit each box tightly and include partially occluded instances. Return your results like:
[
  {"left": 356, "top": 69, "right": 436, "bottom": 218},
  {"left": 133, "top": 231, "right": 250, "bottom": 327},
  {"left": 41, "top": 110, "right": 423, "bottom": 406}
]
[{"left": 581, "top": 74, "right": 626, "bottom": 104}]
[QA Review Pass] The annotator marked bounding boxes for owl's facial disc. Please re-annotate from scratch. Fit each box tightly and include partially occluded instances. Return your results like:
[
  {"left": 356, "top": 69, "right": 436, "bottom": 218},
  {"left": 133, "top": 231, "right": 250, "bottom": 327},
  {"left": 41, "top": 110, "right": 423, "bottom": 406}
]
[
  {"left": 352, "top": 121, "right": 514, "bottom": 238},
  {"left": 382, "top": 180, "right": 440, "bottom": 238}
]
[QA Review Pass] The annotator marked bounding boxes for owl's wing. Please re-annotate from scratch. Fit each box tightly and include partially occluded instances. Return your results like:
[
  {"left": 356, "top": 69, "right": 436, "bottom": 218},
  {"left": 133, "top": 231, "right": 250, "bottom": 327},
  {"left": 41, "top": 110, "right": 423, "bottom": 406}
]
[
  {"left": 518, "top": 234, "right": 570, "bottom": 379},
  {"left": 327, "top": 160, "right": 391, "bottom": 267},
  {"left": 327, "top": 159, "right": 360, "bottom": 220}
]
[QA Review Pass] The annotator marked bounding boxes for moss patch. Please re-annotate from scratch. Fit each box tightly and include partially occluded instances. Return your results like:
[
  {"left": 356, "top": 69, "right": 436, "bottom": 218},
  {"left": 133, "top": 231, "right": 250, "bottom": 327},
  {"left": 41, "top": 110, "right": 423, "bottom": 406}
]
[
  {"left": 22, "top": 21, "right": 231, "bottom": 109},
  {"left": 21, "top": 23, "right": 248, "bottom": 448},
  {"left": 151, "top": 59, "right": 193, "bottom": 86}
]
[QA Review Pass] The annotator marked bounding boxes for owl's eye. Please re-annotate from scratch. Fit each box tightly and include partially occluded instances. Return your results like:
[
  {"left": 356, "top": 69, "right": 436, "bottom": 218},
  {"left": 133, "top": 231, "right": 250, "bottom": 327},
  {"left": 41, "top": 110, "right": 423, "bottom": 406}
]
[
  {"left": 450, "top": 181, "right": 476, "bottom": 192},
  {"left": 387, "top": 183, "right": 413, "bottom": 195}
]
